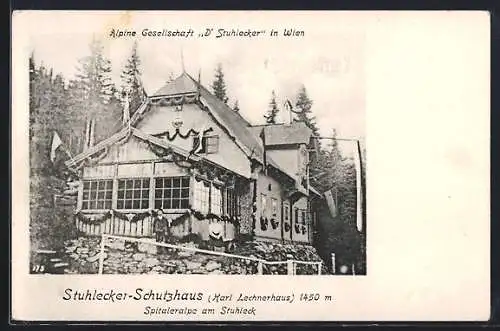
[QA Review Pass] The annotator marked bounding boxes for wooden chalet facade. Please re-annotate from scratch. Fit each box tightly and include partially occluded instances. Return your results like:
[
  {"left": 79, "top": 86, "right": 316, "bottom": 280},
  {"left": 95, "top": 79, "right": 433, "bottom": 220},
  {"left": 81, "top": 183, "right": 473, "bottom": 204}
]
[{"left": 66, "top": 72, "right": 322, "bottom": 245}]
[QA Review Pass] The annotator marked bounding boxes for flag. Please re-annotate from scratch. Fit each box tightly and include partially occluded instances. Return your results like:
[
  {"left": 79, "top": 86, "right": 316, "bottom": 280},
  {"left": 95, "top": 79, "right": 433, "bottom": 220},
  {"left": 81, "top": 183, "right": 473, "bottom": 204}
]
[
  {"left": 324, "top": 188, "right": 337, "bottom": 218},
  {"left": 354, "top": 141, "right": 363, "bottom": 232},
  {"left": 50, "top": 132, "right": 63, "bottom": 162}
]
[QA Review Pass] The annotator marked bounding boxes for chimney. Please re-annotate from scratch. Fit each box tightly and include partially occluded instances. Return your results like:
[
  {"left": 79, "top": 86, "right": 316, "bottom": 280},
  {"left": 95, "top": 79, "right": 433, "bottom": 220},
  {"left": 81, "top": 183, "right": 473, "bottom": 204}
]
[{"left": 284, "top": 99, "right": 293, "bottom": 126}]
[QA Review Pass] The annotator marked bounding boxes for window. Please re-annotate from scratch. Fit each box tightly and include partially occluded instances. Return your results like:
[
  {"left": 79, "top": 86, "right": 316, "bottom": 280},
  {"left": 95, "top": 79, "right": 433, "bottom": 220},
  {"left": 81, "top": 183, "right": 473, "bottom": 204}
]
[
  {"left": 155, "top": 177, "right": 190, "bottom": 210},
  {"left": 82, "top": 179, "right": 113, "bottom": 210},
  {"left": 283, "top": 204, "right": 290, "bottom": 222},
  {"left": 205, "top": 136, "right": 219, "bottom": 153},
  {"left": 117, "top": 178, "right": 150, "bottom": 210},
  {"left": 301, "top": 210, "right": 307, "bottom": 225},
  {"left": 261, "top": 194, "right": 267, "bottom": 218},
  {"left": 271, "top": 198, "right": 278, "bottom": 216},
  {"left": 194, "top": 178, "right": 210, "bottom": 214},
  {"left": 211, "top": 185, "right": 223, "bottom": 215},
  {"left": 192, "top": 135, "right": 219, "bottom": 154},
  {"left": 226, "top": 188, "right": 237, "bottom": 217}
]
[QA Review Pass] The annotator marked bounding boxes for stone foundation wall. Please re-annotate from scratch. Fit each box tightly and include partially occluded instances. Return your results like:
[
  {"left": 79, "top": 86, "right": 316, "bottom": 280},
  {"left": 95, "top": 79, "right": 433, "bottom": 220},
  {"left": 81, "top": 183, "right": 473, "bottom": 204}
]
[
  {"left": 238, "top": 180, "right": 254, "bottom": 235},
  {"left": 59, "top": 236, "right": 328, "bottom": 275}
]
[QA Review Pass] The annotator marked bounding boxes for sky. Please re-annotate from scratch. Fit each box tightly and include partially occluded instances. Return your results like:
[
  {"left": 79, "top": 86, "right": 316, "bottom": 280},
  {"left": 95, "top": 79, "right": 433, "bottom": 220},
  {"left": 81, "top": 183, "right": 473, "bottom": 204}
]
[{"left": 24, "top": 11, "right": 365, "bottom": 154}]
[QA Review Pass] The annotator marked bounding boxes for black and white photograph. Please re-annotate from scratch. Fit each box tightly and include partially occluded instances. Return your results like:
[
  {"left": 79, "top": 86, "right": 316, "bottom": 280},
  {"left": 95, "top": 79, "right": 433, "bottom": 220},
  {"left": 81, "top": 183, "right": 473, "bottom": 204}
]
[
  {"left": 27, "top": 14, "right": 366, "bottom": 277},
  {"left": 12, "top": 11, "right": 489, "bottom": 322}
]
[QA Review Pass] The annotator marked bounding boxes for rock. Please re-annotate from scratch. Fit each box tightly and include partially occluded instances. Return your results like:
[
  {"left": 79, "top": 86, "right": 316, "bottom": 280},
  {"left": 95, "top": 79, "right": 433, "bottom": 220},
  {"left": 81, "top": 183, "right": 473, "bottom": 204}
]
[
  {"left": 70, "top": 253, "right": 79, "bottom": 260},
  {"left": 185, "top": 261, "right": 202, "bottom": 270},
  {"left": 107, "top": 240, "right": 125, "bottom": 250},
  {"left": 53, "top": 262, "right": 69, "bottom": 268},
  {"left": 205, "top": 261, "right": 221, "bottom": 272},
  {"left": 65, "top": 246, "right": 77, "bottom": 253},
  {"left": 162, "top": 261, "right": 177, "bottom": 267},
  {"left": 138, "top": 242, "right": 158, "bottom": 255},
  {"left": 177, "top": 251, "right": 194, "bottom": 257},
  {"left": 209, "top": 269, "right": 223, "bottom": 275},
  {"left": 132, "top": 253, "right": 146, "bottom": 261},
  {"left": 87, "top": 252, "right": 107, "bottom": 262},
  {"left": 143, "top": 257, "right": 159, "bottom": 268},
  {"left": 76, "top": 247, "right": 89, "bottom": 254},
  {"left": 152, "top": 266, "right": 162, "bottom": 272}
]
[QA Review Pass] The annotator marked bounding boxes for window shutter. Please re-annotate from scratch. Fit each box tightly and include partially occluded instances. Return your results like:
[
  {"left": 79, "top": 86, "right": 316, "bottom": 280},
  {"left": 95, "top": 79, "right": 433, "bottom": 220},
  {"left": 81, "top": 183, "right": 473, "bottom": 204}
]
[{"left": 206, "top": 136, "right": 219, "bottom": 154}]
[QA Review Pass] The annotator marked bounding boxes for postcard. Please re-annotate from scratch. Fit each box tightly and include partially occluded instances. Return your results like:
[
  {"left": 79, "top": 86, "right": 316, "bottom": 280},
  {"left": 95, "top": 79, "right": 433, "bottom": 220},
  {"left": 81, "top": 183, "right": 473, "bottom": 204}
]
[{"left": 11, "top": 10, "right": 490, "bottom": 322}]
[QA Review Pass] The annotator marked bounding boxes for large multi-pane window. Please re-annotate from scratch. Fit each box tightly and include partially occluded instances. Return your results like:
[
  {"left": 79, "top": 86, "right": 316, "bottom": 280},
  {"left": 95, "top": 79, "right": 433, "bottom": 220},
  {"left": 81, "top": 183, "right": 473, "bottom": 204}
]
[
  {"left": 225, "top": 188, "right": 237, "bottom": 217},
  {"left": 271, "top": 198, "right": 278, "bottom": 217},
  {"left": 155, "top": 177, "right": 190, "bottom": 210},
  {"left": 117, "top": 178, "right": 150, "bottom": 210},
  {"left": 211, "top": 185, "right": 223, "bottom": 215},
  {"left": 82, "top": 179, "right": 113, "bottom": 210},
  {"left": 193, "top": 178, "right": 210, "bottom": 214},
  {"left": 261, "top": 194, "right": 268, "bottom": 218},
  {"left": 301, "top": 210, "right": 307, "bottom": 225}
]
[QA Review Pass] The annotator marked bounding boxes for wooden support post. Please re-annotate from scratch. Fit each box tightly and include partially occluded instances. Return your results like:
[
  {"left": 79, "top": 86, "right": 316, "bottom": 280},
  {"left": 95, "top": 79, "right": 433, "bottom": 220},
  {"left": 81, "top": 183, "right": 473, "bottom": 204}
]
[
  {"left": 98, "top": 235, "right": 106, "bottom": 275},
  {"left": 331, "top": 253, "right": 336, "bottom": 275},
  {"left": 317, "top": 262, "right": 322, "bottom": 275},
  {"left": 287, "top": 260, "right": 294, "bottom": 275},
  {"left": 257, "top": 261, "right": 263, "bottom": 275}
]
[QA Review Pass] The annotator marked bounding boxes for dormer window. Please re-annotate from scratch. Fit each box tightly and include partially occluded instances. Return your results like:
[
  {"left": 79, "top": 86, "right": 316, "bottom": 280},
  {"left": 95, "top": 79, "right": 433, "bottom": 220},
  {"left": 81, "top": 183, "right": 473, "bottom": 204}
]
[{"left": 192, "top": 135, "right": 219, "bottom": 154}]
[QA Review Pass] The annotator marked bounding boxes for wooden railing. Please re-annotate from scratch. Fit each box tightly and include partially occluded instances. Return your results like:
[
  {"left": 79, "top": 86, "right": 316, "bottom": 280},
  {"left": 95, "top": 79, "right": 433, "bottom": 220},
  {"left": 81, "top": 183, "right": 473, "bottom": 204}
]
[{"left": 98, "top": 234, "right": 323, "bottom": 275}]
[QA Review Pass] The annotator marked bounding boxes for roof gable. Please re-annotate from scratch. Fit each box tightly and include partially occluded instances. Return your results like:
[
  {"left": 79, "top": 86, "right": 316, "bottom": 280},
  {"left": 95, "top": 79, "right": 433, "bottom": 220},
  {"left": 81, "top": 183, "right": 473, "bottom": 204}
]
[
  {"left": 152, "top": 73, "right": 198, "bottom": 97},
  {"left": 249, "top": 122, "right": 313, "bottom": 146}
]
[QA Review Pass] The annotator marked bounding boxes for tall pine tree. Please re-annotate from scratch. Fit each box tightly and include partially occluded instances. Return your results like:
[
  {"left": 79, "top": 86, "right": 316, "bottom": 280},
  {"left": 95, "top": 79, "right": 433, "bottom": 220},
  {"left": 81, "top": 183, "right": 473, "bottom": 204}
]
[
  {"left": 211, "top": 63, "right": 228, "bottom": 104},
  {"left": 264, "top": 90, "right": 280, "bottom": 124},
  {"left": 70, "top": 36, "right": 121, "bottom": 148},
  {"left": 120, "top": 41, "right": 145, "bottom": 116},
  {"left": 295, "top": 85, "right": 319, "bottom": 136}
]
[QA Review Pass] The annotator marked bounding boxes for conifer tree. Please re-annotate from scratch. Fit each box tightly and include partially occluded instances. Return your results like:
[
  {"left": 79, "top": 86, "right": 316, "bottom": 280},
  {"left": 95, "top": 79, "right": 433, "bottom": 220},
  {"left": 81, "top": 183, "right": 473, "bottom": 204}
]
[
  {"left": 211, "top": 63, "right": 228, "bottom": 104},
  {"left": 120, "top": 41, "right": 145, "bottom": 115},
  {"left": 264, "top": 90, "right": 280, "bottom": 124},
  {"left": 295, "top": 85, "right": 319, "bottom": 136},
  {"left": 70, "top": 37, "right": 121, "bottom": 147}
]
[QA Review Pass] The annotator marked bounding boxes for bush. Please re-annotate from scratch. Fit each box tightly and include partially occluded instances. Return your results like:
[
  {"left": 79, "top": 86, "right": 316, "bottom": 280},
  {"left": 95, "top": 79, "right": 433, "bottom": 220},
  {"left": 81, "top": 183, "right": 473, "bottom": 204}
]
[{"left": 30, "top": 173, "right": 78, "bottom": 252}]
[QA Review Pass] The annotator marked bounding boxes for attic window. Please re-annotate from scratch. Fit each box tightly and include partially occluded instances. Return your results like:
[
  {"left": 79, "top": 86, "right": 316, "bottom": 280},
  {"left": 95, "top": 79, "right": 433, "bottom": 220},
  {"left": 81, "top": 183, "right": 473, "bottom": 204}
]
[{"left": 192, "top": 135, "right": 219, "bottom": 154}]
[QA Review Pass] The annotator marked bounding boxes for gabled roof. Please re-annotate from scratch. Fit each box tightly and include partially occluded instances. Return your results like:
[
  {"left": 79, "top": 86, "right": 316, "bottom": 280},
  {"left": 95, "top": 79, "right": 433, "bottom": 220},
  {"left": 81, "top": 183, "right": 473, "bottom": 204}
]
[
  {"left": 65, "top": 127, "right": 130, "bottom": 167},
  {"left": 69, "top": 72, "right": 316, "bottom": 194},
  {"left": 144, "top": 73, "right": 312, "bottom": 185},
  {"left": 249, "top": 121, "right": 313, "bottom": 146},
  {"left": 196, "top": 78, "right": 265, "bottom": 162},
  {"left": 65, "top": 127, "right": 202, "bottom": 168},
  {"left": 152, "top": 73, "right": 198, "bottom": 97}
]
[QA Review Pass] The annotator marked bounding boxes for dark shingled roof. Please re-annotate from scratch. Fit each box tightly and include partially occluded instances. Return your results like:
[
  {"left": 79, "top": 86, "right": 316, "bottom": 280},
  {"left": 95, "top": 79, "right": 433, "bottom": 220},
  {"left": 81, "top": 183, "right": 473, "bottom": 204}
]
[
  {"left": 152, "top": 73, "right": 198, "bottom": 97},
  {"left": 249, "top": 122, "right": 313, "bottom": 146}
]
